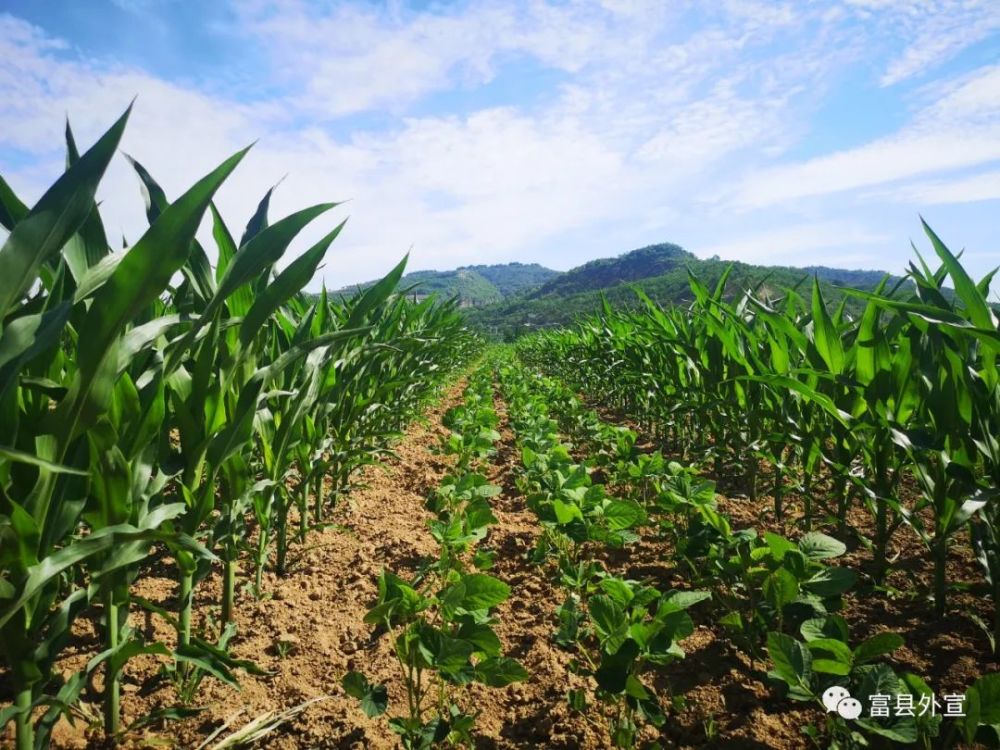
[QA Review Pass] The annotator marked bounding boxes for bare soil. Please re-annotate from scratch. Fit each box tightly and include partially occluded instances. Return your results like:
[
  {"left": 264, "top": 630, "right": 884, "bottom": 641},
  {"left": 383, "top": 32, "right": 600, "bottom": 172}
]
[{"left": 2, "top": 381, "right": 993, "bottom": 749}]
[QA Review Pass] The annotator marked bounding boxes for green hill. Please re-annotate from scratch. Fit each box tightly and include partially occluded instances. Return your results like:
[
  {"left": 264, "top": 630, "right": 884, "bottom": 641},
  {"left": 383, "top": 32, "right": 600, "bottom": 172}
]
[
  {"left": 529, "top": 243, "right": 693, "bottom": 298},
  {"left": 461, "top": 262, "right": 560, "bottom": 297},
  {"left": 337, "top": 262, "right": 558, "bottom": 307},
  {"left": 464, "top": 243, "right": 913, "bottom": 339},
  {"left": 401, "top": 268, "right": 502, "bottom": 306},
  {"left": 335, "top": 244, "right": 922, "bottom": 337}
]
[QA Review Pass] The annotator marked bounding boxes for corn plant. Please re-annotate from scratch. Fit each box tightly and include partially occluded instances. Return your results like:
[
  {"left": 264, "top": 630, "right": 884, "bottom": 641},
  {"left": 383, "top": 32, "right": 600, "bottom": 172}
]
[
  {"left": 0, "top": 107, "right": 477, "bottom": 747},
  {"left": 0, "top": 106, "right": 242, "bottom": 747},
  {"left": 518, "top": 223, "right": 999, "bottom": 624}
]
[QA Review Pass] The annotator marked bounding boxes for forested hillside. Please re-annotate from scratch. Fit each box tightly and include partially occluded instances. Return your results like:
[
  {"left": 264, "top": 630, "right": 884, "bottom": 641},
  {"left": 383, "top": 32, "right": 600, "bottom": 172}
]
[
  {"left": 336, "top": 262, "right": 558, "bottom": 306},
  {"left": 464, "top": 244, "right": 912, "bottom": 338}
]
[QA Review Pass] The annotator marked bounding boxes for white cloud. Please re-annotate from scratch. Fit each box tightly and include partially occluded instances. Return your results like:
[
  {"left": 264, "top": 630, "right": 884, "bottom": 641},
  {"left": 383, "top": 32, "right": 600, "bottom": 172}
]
[
  {"left": 239, "top": 4, "right": 512, "bottom": 117},
  {"left": 727, "top": 64, "right": 1000, "bottom": 209},
  {"left": 633, "top": 83, "right": 785, "bottom": 166},
  {"left": 921, "top": 65, "right": 1000, "bottom": 122},
  {"left": 2, "top": 3, "right": 832, "bottom": 285},
  {"left": 0, "top": 2, "right": 998, "bottom": 289},
  {"left": 886, "top": 170, "right": 1000, "bottom": 205},
  {"left": 731, "top": 129, "right": 1000, "bottom": 209},
  {"left": 696, "top": 221, "right": 892, "bottom": 264},
  {"left": 843, "top": 0, "right": 1000, "bottom": 86}
]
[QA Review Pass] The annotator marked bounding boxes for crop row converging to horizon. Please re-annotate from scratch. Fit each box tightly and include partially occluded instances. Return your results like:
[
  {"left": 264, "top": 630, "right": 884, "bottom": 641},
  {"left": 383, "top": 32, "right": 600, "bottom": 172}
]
[{"left": 1, "top": 108, "right": 999, "bottom": 749}]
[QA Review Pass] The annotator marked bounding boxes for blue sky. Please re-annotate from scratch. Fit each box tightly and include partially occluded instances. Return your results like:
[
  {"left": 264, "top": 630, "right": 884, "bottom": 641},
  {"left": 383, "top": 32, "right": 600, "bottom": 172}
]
[{"left": 0, "top": 0, "right": 998, "bottom": 292}]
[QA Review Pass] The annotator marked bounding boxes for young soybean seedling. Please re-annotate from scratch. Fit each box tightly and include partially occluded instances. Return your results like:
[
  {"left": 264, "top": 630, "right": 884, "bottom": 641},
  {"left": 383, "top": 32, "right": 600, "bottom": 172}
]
[
  {"left": 343, "top": 570, "right": 527, "bottom": 748},
  {"left": 342, "top": 367, "right": 524, "bottom": 748},
  {"left": 587, "top": 581, "right": 711, "bottom": 748},
  {"left": 765, "top": 616, "right": 939, "bottom": 748}
]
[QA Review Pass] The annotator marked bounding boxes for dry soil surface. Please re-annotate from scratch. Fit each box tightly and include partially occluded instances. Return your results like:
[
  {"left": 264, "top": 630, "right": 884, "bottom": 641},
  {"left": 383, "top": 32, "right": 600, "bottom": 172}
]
[{"left": 3, "top": 380, "right": 993, "bottom": 749}]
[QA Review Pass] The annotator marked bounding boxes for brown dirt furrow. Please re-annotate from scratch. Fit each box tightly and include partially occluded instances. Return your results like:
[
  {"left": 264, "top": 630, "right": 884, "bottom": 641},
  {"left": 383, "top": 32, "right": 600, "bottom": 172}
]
[
  {"left": 466, "top": 392, "right": 609, "bottom": 749},
  {"left": 17, "top": 375, "right": 992, "bottom": 750},
  {"left": 575, "top": 394, "right": 991, "bottom": 748},
  {"left": 44, "top": 380, "right": 467, "bottom": 749}
]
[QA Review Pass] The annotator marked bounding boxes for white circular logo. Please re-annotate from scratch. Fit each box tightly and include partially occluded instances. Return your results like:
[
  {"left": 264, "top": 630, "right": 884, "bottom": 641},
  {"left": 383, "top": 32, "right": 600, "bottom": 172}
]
[
  {"left": 837, "top": 697, "right": 863, "bottom": 720},
  {"left": 822, "top": 686, "right": 851, "bottom": 713}
]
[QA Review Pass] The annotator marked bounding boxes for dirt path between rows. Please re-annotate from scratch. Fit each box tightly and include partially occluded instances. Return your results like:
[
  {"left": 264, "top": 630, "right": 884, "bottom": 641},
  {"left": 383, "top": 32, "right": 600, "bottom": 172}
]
[
  {"left": 33, "top": 375, "right": 988, "bottom": 749},
  {"left": 49, "top": 381, "right": 469, "bottom": 749},
  {"left": 36, "top": 377, "right": 833, "bottom": 749},
  {"left": 43, "top": 378, "right": 610, "bottom": 749}
]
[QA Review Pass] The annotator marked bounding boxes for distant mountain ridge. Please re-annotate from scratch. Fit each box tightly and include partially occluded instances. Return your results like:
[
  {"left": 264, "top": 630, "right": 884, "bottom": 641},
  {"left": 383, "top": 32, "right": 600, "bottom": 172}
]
[
  {"left": 336, "top": 262, "right": 558, "bottom": 307},
  {"left": 460, "top": 243, "right": 915, "bottom": 338},
  {"left": 337, "top": 243, "right": 917, "bottom": 338},
  {"left": 528, "top": 243, "right": 694, "bottom": 298}
]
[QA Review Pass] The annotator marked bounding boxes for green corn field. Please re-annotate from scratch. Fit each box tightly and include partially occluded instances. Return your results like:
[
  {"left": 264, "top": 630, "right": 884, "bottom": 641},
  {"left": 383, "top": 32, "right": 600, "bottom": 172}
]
[
  {"left": 1, "top": 110, "right": 999, "bottom": 750},
  {"left": 0, "top": 109, "right": 476, "bottom": 749}
]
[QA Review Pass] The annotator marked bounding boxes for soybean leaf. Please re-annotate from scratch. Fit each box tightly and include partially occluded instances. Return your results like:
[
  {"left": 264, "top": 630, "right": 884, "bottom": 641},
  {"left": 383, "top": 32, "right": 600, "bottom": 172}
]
[
  {"left": 341, "top": 671, "right": 388, "bottom": 717},
  {"left": 475, "top": 657, "right": 528, "bottom": 687}
]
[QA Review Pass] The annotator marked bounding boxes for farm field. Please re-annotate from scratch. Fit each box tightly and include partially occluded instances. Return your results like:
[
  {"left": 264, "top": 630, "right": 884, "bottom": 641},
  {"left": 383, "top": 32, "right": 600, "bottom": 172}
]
[
  {"left": 6, "top": 348, "right": 995, "bottom": 749},
  {"left": 2, "top": 110, "right": 1000, "bottom": 750}
]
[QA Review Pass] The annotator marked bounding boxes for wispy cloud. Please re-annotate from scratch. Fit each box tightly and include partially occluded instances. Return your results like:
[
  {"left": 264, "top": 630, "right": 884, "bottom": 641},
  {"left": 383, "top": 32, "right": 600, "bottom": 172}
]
[
  {"left": 0, "top": 2, "right": 997, "bottom": 287},
  {"left": 696, "top": 221, "right": 892, "bottom": 264},
  {"left": 727, "top": 64, "right": 1000, "bottom": 209},
  {"left": 882, "top": 169, "right": 1000, "bottom": 205},
  {"left": 844, "top": 0, "right": 1000, "bottom": 86}
]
